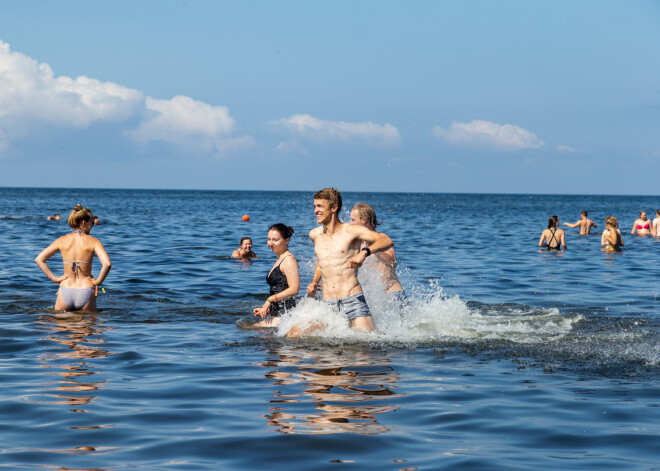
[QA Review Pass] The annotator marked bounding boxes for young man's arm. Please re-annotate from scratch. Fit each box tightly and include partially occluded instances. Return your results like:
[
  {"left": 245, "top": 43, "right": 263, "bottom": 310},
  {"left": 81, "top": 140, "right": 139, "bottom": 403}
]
[
  {"left": 563, "top": 221, "right": 580, "bottom": 228},
  {"left": 347, "top": 225, "right": 393, "bottom": 268},
  {"left": 306, "top": 262, "right": 321, "bottom": 296}
]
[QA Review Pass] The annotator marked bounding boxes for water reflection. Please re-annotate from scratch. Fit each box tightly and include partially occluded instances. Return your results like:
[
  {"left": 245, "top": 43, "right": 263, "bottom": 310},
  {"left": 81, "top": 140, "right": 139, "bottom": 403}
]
[
  {"left": 37, "top": 313, "right": 111, "bottom": 409},
  {"left": 259, "top": 346, "right": 401, "bottom": 435},
  {"left": 31, "top": 312, "right": 116, "bottom": 460}
]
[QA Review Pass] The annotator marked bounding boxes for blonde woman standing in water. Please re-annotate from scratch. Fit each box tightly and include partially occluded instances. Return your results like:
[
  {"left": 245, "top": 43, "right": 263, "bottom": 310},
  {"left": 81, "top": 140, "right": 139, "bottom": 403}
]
[
  {"left": 602, "top": 216, "right": 624, "bottom": 252},
  {"left": 36, "top": 204, "right": 111, "bottom": 312}
]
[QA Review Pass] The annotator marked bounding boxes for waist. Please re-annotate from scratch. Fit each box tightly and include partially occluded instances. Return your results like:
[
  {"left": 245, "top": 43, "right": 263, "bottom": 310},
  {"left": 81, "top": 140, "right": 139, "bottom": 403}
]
[
  {"left": 60, "top": 278, "right": 95, "bottom": 289},
  {"left": 323, "top": 292, "right": 365, "bottom": 304}
]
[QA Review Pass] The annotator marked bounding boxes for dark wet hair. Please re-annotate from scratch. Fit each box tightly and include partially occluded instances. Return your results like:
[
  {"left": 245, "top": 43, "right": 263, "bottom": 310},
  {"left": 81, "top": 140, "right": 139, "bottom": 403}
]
[
  {"left": 240, "top": 237, "right": 252, "bottom": 245},
  {"left": 268, "top": 223, "right": 294, "bottom": 239},
  {"left": 547, "top": 215, "right": 559, "bottom": 229},
  {"left": 581, "top": 210, "right": 588, "bottom": 217}
]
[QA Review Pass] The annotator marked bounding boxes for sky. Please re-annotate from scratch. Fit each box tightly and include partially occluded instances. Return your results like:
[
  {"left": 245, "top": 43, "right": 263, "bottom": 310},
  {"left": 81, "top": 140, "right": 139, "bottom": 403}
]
[{"left": 0, "top": 0, "right": 659, "bottom": 194}]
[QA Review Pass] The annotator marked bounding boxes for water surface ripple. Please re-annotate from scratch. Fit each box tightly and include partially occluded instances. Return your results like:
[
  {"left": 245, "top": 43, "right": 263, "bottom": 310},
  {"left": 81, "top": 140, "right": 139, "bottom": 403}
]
[{"left": 0, "top": 188, "right": 658, "bottom": 470}]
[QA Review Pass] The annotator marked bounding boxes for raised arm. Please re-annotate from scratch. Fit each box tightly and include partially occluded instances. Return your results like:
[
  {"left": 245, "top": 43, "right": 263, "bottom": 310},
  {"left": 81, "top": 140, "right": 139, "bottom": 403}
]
[
  {"left": 563, "top": 221, "right": 580, "bottom": 228},
  {"left": 347, "top": 226, "right": 393, "bottom": 268},
  {"left": 35, "top": 240, "right": 68, "bottom": 284}
]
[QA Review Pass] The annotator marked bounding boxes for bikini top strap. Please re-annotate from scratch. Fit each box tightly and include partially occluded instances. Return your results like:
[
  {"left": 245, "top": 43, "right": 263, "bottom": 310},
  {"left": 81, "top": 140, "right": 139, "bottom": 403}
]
[{"left": 63, "top": 260, "right": 91, "bottom": 275}]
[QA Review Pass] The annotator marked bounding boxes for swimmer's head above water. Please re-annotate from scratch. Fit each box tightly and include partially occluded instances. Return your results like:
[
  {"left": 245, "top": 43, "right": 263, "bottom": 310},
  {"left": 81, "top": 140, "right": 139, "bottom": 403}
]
[{"left": 547, "top": 215, "right": 559, "bottom": 229}]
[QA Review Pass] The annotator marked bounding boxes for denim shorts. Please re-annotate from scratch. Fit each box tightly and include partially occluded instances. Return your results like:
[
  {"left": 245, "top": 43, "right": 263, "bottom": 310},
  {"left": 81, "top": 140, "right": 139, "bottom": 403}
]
[{"left": 323, "top": 293, "right": 372, "bottom": 321}]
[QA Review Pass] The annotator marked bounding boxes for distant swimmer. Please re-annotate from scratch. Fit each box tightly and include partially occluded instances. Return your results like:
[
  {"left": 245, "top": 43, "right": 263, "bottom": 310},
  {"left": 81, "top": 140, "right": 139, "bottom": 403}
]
[
  {"left": 539, "top": 215, "right": 566, "bottom": 250},
  {"left": 232, "top": 237, "right": 257, "bottom": 260},
  {"left": 35, "top": 204, "right": 111, "bottom": 312},
  {"left": 93, "top": 216, "right": 100, "bottom": 225},
  {"left": 253, "top": 224, "right": 300, "bottom": 328},
  {"left": 350, "top": 202, "right": 406, "bottom": 306},
  {"left": 47, "top": 213, "right": 61, "bottom": 221},
  {"left": 602, "top": 216, "right": 624, "bottom": 252},
  {"left": 653, "top": 210, "right": 660, "bottom": 237},
  {"left": 288, "top": 188, "right": 393, "bottom": 337},
  {"left": 563, "top": 210, "right": 597, "bottom": 235},
  {"left": 631, "top": 211, "right": 652, "bottom": 236}
]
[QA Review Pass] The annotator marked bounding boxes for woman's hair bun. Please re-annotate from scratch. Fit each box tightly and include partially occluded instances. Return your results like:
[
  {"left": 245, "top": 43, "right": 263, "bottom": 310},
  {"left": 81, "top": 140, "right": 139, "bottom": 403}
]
[
  {"left": 73, "top": 204, "right": 83, "bottom": 212},
  {"left": 269, "top": 223, "right": 294, "bottom": 239}
]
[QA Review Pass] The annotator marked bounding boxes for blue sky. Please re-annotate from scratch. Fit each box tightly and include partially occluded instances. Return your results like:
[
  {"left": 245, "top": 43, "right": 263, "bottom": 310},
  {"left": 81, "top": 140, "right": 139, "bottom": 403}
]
[{"left": 0, "top": 1, "right": 658, "bottom": 194}]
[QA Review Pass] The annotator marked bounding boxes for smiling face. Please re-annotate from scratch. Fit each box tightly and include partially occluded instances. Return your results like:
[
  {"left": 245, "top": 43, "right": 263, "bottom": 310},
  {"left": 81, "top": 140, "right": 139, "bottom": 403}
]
[
  {"left": 240, "top": 239, "right": 252, "bottom": 253},
  {"left": 267, "top": 229, "right": 288, "bottom": 255},
  {"left": 640, "top": 211, "right": 647, "bottom": 220},
  {"left": 313, "top": 199, "right": 336, "bottom": 226}
]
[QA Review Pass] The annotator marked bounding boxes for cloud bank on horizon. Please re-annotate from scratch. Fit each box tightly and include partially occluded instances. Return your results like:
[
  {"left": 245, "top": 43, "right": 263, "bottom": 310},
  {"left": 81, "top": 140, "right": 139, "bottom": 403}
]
[{"left": 1, "top": 39, "right": 562, "bottom": 159}]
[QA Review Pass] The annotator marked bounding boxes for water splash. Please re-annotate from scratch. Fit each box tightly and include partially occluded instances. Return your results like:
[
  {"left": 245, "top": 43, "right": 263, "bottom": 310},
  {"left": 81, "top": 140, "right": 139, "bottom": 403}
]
[{"left": 275, "top": 277, "right": 582, "bottom": 345}]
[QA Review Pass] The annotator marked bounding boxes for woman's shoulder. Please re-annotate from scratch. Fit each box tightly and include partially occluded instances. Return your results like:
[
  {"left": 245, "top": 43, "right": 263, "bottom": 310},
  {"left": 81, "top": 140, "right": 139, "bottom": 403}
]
[
  {"left": 85, "top": 235, "right": 101, "bottom": 245},
  {"left": 281, "top": 252, "right": 298, "bottom": 266}
]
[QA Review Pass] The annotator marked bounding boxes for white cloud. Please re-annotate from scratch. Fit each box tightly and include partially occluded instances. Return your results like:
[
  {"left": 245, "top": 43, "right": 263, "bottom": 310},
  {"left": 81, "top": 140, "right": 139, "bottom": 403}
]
[
  {"left": 275, "top": 139, "right": 308, "bottom": 155},
  {"left": 431, "top": 120, "right": 544, "bottom": 151},
  {"left": 0, "top": 40, "right": 142, "bottom": 129},
  {"left": 556, "top": 144, "right": 576, "bottom": 153},
  {"left": 0, "top": 39, "right": 251, "bottom": 156},
  {"left": 128, "top": 96, "right": 254, "bottom": 154},
  {"left": 271, "top": 114, "right": 401, "bottom": 148}
]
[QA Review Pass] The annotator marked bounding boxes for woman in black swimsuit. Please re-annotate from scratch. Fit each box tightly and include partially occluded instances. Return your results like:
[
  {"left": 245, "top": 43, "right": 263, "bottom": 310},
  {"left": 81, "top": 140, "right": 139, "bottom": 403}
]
[
  {"left": 253, "top": 224, "right": 300, "bottom": 327},
  {"left": 538, "top": 215, "right": 567, "bottom": 250}
]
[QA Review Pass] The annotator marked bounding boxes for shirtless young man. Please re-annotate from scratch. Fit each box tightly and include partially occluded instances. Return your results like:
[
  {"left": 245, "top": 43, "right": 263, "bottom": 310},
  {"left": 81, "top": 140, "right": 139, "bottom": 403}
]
[
  {"left": 563, "top": 210, "right": 597, "bottom": 235},
  {"left": 288, "top": 188, "right": 393, "bottom": 337}
]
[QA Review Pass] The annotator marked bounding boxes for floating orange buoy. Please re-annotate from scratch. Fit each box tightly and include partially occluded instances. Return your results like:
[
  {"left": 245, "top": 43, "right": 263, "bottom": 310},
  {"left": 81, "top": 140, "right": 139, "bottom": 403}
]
[{"left": 242, "top": 215, "right": 250, "bottom": 221}]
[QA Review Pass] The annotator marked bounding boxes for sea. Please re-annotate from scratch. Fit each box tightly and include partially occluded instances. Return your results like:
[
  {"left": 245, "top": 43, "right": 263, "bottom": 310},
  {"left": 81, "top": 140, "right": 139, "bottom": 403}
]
[{"left": 0, "top": 187, "right": 658, "bottom": 470}]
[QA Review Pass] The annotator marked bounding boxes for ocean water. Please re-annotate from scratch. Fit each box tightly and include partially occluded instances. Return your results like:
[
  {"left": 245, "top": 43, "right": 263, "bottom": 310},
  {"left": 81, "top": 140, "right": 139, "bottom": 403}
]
[{"left": 0, "top": 187, "right": 658, "bottom": 470}]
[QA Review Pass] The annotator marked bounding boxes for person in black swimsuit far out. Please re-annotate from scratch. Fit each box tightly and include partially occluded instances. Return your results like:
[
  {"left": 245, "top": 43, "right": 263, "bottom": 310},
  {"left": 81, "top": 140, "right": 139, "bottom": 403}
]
[
  {"left": 253, "top": 224, "right": 300, "bottom": 327},
  {"left": 538, "top": 215, "right": 567, "bottom": 251}
]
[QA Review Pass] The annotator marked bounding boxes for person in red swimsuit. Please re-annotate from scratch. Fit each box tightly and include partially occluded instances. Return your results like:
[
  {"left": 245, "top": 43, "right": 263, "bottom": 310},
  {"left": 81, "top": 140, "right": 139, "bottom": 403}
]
[{"left": 631, "top": 211, "right": 652, "bottom": 236}]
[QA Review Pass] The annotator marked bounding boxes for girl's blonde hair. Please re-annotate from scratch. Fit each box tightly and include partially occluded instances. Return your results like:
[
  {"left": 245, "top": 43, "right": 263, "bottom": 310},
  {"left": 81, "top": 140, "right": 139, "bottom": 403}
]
[{"left": 68, "top": 204, "right": 93, "bottom": 229}]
